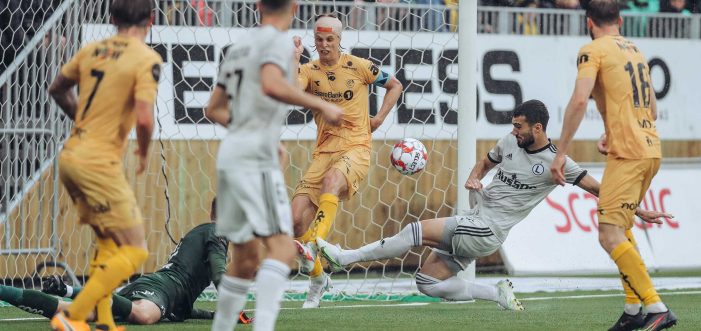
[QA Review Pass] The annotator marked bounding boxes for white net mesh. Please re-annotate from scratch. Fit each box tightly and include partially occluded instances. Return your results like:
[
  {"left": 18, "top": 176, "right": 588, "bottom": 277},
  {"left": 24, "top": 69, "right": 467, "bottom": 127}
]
[
  {"left": 1, "top": 0, "right": 465, "bottom": 301},
  {"left": 0, "top": 0, "right": 87, "bottom": 289},
  {"left": 2, "top": 0, "right": 701, "bottom": 310}
]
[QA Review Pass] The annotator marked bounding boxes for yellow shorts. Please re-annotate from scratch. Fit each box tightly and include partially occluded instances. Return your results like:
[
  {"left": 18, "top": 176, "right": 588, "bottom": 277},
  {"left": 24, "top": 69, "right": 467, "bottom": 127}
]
[
  {"left": 58, "top": 151, "right": 143, "bottom": 232},
  {"left": 598, "top": 158, "right": 660, "bottom": 229},
  {"left": 293, "top": 147, "right": 370, "bottom": 206}
]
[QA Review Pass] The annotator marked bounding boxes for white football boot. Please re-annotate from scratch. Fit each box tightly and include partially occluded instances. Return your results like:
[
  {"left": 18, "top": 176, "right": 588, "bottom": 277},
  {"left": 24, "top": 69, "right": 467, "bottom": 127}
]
[
  {"left": 302, "top": 272, "right": 332, "bottom": 308},
  {"left": 294, "top": 240, "right": 316, "bottom": 274},
  {"left": 496, "top": 279, "right": 524, "bottom": 311},
  {"left": 316, "top": 237, "right": 346, "bottom": 272}
]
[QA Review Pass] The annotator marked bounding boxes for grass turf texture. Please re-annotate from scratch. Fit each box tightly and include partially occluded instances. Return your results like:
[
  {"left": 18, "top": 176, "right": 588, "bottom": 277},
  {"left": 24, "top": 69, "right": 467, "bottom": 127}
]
[{"left": 0, "top": 289, "right": 698, "bottom": 330}]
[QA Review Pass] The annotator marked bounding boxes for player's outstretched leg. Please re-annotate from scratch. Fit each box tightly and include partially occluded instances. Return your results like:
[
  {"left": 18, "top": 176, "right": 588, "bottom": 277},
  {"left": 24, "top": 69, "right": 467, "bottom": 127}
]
[
  {"left": 317, "top": 221, "right": 422, "bottom": 269},
  {"left": 302, "top": 271, "right": 331, "bottom": 309},
  {"left": 495, "top": 280, "right": 525, "bottom": 311},
  {"left": 415, "top": 273, "right": 524, "bottom": 311},
  {"left": 0, "top": 285, "right": 61, "bottom": 319},
  {"left": 317, "top": 238, "right": 345, "bottom": 272}
]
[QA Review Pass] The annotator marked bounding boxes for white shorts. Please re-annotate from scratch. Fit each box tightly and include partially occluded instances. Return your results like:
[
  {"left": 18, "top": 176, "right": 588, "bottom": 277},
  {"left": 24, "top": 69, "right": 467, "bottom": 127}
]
[
  {"left": 433, "top": 211, "right": 502, "bottom": 272},
  {"left": 216, "top": 168, "right": 292, "bottom": 244}
]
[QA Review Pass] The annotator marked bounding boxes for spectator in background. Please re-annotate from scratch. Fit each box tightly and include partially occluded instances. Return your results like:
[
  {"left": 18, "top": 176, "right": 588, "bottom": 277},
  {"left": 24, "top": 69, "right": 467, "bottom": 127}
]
[
  {"left": 661, "top": 0, "right": 691, "bottom": 13},
  {"left": 191, "top": 0, "right": 214, "bottom": 26},
  {"left": 1, "top": 0, "right": 25, "bottom": 72},
  {"left": 479, "top": 0, "right": 516, "bottom": 33},
  {"left": 621, "top": 0, "right": 660, "bottom": 37},
  {"left": 444, "top": 0, "right": 458, "bottom": 32},
  {"left": 555, "top": 0, "right": 581, "bottom": 9},
  {"left": 517, "top": 0, "right": 540, "bottom": 35},
  {"left": 622, "top": 0, "right": 661, "bottom": 12},
  {"left": 1, "top": 0, "right": 55, "bottom": 72},
  {"left": 480, "top": 0, "right": 516, "bottom": 5},
  {"left": 688, "top": 0, "right": 701, "bottom": 12},
  {"left": 376, "top": 0, "right": 399, "bottom": 30},
  {"left": 415, "top": 0, "right": 446, "bottom": 31},
  {"left": 348, "top": 0, "right": 368, "bottom": 29}
]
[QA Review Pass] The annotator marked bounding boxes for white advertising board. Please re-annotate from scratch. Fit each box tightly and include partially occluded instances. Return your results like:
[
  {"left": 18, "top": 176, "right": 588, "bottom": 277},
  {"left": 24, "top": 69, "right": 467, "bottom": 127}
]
[
  {"left": 500, "top": 166, "right": 700, "bottom": 275},
  {"left": 83, "top": 25, "right": 701, "bottom": 141}
]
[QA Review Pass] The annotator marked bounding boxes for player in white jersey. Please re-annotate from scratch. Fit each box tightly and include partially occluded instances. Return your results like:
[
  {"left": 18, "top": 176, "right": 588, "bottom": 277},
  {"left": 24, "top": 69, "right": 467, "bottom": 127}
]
[
  {"left": 318, "top": 100, "right": 670, "bottom": 308},
  {"left": 205, "top": 0, "right": 342, "bottom": 329}
]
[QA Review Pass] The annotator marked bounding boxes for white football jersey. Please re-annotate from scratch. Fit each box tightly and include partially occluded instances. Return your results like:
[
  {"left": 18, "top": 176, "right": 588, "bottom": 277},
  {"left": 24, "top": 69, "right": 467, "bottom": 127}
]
[
  {"left": 473, "top": 134, "right": 587, "bottom": 242},
  {"left": 215, "top": 25, "right": 295, "bottom": 170}
]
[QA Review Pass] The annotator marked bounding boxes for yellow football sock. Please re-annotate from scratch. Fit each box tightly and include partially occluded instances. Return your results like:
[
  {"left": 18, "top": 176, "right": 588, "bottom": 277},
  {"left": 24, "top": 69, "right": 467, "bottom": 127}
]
[
  {"left": 67, "top": 245, "right": 148, "bottom": 321},
  {"left": 610, "top": 241, "right": 661, "bottom": 306},
  {"left": 309, "top": 258, "right": 324, "bottom": 278},
  {"left": 91, "top": 239, "right": 119, "bottom": 329},
  {"left": 295, "top": 230, "right": 314, "bottom": 244},
  {"left": 622, "top": 230, "right": 642, "bottom": 305},
  {"left": 300, "top": 193, "right": 339, "bottom": 243},
  {"left": 96, "top": 297, "right": 115, "bottom": 329},
  {"left": 90, "top": 238, "right": 118, "bottom": 274},
  {"left": 298, "top": 194, "right": 339, "bottom": 277}
]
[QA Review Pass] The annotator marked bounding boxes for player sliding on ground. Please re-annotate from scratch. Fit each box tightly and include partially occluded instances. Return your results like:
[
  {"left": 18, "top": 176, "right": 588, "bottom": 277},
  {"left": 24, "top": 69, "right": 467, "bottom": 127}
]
[
  {"left": 318, "top": 100, "right": 672, "bottom": 309},
  {"left": 291, "top": 13, "right": 403, "bottom": 308},
  {"left": 47, "top": 0, "right": 161, "bottom": 330},
  {"left": 0, "top": 198, "right": 251, "bottom": 325}
]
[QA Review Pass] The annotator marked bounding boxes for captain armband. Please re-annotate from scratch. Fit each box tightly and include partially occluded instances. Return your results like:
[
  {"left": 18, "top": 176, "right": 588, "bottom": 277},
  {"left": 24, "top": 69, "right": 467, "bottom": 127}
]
[{"left": 373, "top": 70, "right": 390, "bottom": 88}]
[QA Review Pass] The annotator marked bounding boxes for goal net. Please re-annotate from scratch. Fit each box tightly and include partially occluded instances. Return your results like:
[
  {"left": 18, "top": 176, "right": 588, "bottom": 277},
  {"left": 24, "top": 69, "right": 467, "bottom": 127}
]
[{"left": 1, "top": 0, "right": 468, "bottom": 302}]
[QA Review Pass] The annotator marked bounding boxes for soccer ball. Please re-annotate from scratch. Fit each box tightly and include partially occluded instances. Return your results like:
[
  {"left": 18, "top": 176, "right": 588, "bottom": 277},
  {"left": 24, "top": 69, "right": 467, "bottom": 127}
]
[{"left": 390, "top": 138, "right": 428, "bottom": 175}]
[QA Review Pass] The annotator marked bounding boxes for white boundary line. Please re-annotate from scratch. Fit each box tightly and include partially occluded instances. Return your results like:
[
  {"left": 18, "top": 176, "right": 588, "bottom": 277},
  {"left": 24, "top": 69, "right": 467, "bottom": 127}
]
[
  {"left": 520, "top": 290, "right": 701, "bottom": 301},
  {"left": 277, "top": 302, "right": 430, "bottom": 310},
  {"left": 1, "top": 290, "right": 700, "bottom": 320},
  {"left": 0, "top": 317, "right": 44, "bottom": 321}
]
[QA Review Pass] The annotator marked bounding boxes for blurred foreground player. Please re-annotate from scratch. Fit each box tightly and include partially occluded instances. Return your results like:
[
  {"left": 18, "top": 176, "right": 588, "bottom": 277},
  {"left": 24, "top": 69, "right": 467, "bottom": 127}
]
[{"left": 47, "top": 0, "right": 162, "bottom": 329}]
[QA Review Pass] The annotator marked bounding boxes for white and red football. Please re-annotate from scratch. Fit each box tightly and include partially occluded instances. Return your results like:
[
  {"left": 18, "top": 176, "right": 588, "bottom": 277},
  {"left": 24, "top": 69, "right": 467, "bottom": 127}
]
[{"left": 390, "top": 138, "right": 428, "bottom": 175}]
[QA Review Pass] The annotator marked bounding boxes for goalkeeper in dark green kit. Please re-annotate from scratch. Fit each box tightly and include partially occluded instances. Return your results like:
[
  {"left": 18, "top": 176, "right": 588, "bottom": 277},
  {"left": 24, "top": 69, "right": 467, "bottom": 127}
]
[{"left": 0, "top": 198, "right": 251, "bottom": 325}]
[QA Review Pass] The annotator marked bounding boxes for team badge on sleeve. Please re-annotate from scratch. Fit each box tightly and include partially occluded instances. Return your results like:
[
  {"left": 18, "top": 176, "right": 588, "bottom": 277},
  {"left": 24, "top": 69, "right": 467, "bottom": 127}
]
[
  {"left": 577, "top": 53, "right": 589, "bottom": 66},
  {"left": 151, "top": 63, "right": 161, "bottom": 82},
  {"left": 369, "top": 63, "right": 380, "bottom": 75}
]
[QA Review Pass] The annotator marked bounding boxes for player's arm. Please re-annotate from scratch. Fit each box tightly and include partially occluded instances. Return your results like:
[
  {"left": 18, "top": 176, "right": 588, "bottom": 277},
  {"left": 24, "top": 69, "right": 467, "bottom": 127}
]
[
  {"left": 260, "top": 63, "right": 342, "bottom": 124},
  {"left": 49, "top": 47, "right": 84, "bottom": 120},
  {"left": 134, "top": 100, "right": 154, "bottom": 175},
  {"left": 552, "top": 44, "right": 601, "bottom": 185},
  {"left": 206, "top": 244, "right": 227, "bottom": 288},
  {"left": 464, "top": 157, "right": 498, "bottom": 191},
  {"left": 371, "top": 73, "right": 403, "bottom": 132},
  {"left": 551, "top": 77, "right": 596, "bottom": 185},
  {"left": 205, "top": 86, "right": 230, "bottom": 127},
  {"left": 133, "top": 59, "right": 161, "bottom": 175},
  {"left": 576, "top": 174, "right": 672, "bottom": 224},
  {"left": 292, "top": 36, "right": 310, "bottom": 91},
  {"left": 48, "top": 74, "right": 78, "bottom": 120}
]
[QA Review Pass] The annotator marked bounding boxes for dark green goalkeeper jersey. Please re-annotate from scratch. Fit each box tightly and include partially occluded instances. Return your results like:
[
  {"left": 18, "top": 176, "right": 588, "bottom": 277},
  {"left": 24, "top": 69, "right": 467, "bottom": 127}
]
[{"left": 157, "top": 222, "right": 227, "bottom": 318}]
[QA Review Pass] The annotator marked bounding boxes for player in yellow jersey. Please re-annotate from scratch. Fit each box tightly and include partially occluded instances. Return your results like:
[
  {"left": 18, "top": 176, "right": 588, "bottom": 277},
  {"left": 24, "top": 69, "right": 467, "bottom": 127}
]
[
  {"left": 47, "top": 0, "right": 162, "bottom": 330},
  {"left": 551, "top": 1, "right": 676, "bottom": 330},
  {"left": 291, "top": 14, "right": 403, "bottom": 308}
]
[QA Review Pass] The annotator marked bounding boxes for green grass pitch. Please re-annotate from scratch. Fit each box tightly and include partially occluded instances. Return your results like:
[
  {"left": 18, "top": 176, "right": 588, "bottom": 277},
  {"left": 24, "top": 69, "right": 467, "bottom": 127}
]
[{"left": 1, "top": 289, "right": 698, "bottom": 330}]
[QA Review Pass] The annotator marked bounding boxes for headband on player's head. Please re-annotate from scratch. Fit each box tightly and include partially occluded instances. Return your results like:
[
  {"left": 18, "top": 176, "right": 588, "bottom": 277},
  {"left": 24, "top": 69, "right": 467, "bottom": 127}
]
[{"left": 314, "top": 16, "right": 343, "bottom": 37}]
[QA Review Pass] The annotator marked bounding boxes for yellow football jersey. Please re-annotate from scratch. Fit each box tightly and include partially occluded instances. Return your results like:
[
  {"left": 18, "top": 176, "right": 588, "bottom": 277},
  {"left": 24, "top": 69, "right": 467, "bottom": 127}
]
[
  {"left": 60, "top": 35, "right": 162, "bottom": 160},
  {"left": 576, "top": 35, "right": 661, "bottom": 159},
  {"left": 298, "top": 53, "right": 381, "bottom": 153}
]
